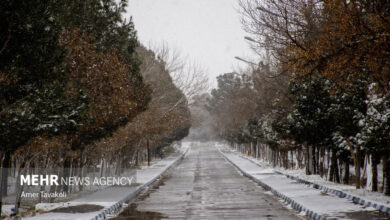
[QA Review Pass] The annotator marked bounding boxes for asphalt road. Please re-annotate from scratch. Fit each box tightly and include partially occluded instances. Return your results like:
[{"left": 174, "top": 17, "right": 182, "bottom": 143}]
[{"left": 114, "top": 143, "right": 302, "bottom": 220}]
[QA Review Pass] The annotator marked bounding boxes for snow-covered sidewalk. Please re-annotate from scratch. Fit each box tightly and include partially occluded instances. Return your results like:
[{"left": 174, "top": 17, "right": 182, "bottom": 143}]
[
  {"left": 21, "top": 143, "right": 190, "bottom": 220},
  {"left": 236, "top": 152, "right": 390, "bottom": 209},
  {"left": 217, "top": 143, "right": 387, "bottom": 220}
]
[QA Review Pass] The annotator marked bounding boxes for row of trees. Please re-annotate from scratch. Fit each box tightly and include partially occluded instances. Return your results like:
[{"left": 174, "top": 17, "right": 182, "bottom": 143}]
[
  {"left": 0, "top": 0, "right": 198, "bottom": 215},
  {"left": 206, "top": 0, "right": 390, "bottom": 195}
]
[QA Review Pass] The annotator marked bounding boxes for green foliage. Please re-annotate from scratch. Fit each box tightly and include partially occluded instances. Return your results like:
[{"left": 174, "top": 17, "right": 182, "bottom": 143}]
[
  {"left": 0, "top": 82, "right": 89, "bottom": 151},
  {"left": 286, "top": 77, "right": 334, "bottom": 146},
  {"left": 355, "top": 84, "right": 390, "bottom": 155},
  {"left": 248, "top": 118, "right": 279, "bottom": 148},
  {"left": 0, "top": 0, "right": 148, "bottom": 153},
  {"left": 0, "top": 0, "right": 64, "bottom": 105},
  {"left": 0, "top": 0, "right": 82, "bottom": 152},
  {"left": 56, "top": 0, "right": 141, "bottom": 77}
]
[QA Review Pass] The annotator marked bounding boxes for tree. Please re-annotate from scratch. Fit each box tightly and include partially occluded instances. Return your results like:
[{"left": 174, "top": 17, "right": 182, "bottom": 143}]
[
  {"left": 330, "top": 79, "right": 367, "bottom": 187},
  {"left": 285, "top": 77, "right": 334, "bottom": 175},
  {"left": 88, "top": 45, "right": 191, "bottom": 171},
  {"left": 0, "top": 0, "right": 88, "bottom": 213},
  {"left": 207, "top": 73, "right": 257, "bottom": 144},
  {"left": 239, "top": 0, "right": 323, "bottom": 74},
  {"left": 60, "top": 29, "right": 150, "bottom": 148},
  {"left": 0, "top": 0, "right": 70, "bottom": 153},
  {"left": 238, "top": 0, "right": 390, "bottom": 189},
  {"left": 291, "top": 0, "right": 390, "bottom": 90},
  {"left": 145, "top": 42, "right": 209, "bottom": 105},
  {"left": 355, "top": 84, "right": 390, "bottom": 194}
]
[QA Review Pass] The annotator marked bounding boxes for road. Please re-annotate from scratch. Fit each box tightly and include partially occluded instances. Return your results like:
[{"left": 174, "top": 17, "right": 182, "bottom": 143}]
[{"left": 113, "top": 143, "right": 302, "bottom": 220}]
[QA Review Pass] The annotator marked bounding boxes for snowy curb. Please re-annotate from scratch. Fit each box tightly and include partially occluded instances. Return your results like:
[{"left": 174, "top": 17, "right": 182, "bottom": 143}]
[
  {"left": 91, "top": 147, "right": 190, "bottom": 220},
  {"left": 234, "top": 150, "right": 390, "bottom": 215},
  {"left": 218, "top": 149, "right": 327, "bottom": 220},
  {"left": 274, "top": 171, "right": 390, "bottom": 215}
]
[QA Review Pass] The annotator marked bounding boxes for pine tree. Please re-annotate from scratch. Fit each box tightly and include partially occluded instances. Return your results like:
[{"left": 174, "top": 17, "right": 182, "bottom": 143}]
[
  {"left": 286, "top": 77, "right": 334, "bottom": 175},
  {"left": 355, "top": 84, "right": 390, "bottom": 193}
]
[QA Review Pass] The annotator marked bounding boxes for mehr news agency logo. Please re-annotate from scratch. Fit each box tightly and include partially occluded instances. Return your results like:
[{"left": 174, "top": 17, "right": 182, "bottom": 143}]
[{"left": 20, "top": 174, "right": 135, "bottom": 199}]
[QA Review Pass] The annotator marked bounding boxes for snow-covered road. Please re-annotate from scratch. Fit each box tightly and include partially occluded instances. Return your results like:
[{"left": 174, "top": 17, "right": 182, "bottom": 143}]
[{"left": 113, "top": 142, "right": 302, "bottom": 219}]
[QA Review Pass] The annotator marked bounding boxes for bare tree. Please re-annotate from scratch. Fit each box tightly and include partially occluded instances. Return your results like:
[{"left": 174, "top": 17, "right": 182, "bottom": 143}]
[
  {"left": 239, "top": 0, "right": 323, "bottom": 75},
  {"left": 147, "top": 42, "right": 210, "bottom": 105}
]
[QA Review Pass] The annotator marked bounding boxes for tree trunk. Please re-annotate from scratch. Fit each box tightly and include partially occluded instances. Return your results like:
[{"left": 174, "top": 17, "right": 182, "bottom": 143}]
[
  {"left": 147, "top": 139, "right": 151, "bottom": 166},
  {"left": 319, "top": 147, "right": 324, "bottom": 177},
  {"left": 14, "top": 161, "right": 28, "bottom": 215},
  {"left": 62, "top": 157, "right": 71, "bottom": 193},
  {"left": 354, "top": 147, "right": 361, "bottom": 189},
  {"left": 135, "top": 149, "right": 139, "bottom": 166},
  {"left": 329, "top": 149, "right": 340, "bottom": 183},
  {"left": 296, "top": 149, "right": 302, "bottom": 169},
  {"left": 334, "top": 157, "right": 340, "bottom": 183},
  {"left": 285, "top": 152, "right": 289, "bottom": 169},
  {"left": 361, "top": 155, "right": 368, "bottom": 188},
  {"left": 372, "top": 155, "right": 378, "bottom": 192},
  {"left": 347, "top": 138, "right": 361, "bottom": 189},
  {"left": 39, "top": 154, "right": 50, "bottom": 203},
  {"left": 310, "top": 146, "right": 316, "bottom": 174},
  {"left": 314, "top": 146, "right": 319, "bottom": 174},
  {"left": 290, "top": 150, "right": 294, "bottom": 168},
  {"left": 343, "top": 160, "right": 349, "bottom": 184},
  {"left": 327, "top": 148, "right": 331, "bottom": 172},
  {"left": 0, "top": 152, "right": 4, "bottom": 216},
  {"left": 305, "top": 145, "right": 311, "bottom": 175},
  {"left": 273, "top": 150, "right": 277, "bottom": 167},
  {"left": 115, "top": 154, "right": 121, "bottom": 175},
  {"left": 1, "top": 151, "right": 10, "bottom": 197},
  {"left": 79, "top": 156, "right": 84, "bottom": 192},
  {"left": 384, "top": 155, "right": 390, "bottom": 196}
]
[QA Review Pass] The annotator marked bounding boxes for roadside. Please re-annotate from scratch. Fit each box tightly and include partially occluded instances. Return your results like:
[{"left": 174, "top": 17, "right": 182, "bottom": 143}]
[
  {"left": 234, "top": 149, "right": 390, "bottom": 208},
  {"left": 217, "top": 142, "right": 390, "bottom": 220},
  {"left": 12, "top": 142, "right": 191, "bottom": 220}
]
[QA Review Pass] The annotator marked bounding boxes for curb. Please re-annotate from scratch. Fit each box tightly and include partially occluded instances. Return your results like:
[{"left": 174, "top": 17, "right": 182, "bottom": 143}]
[
  {"left": 274, "top": 171, "right": 390, "bottom": 215},
  {"left": 91, "top": 147, "right": 190, "bottom": 220},
  {"left": 218, "top": 148, "right": 327, "bottom": 220},
  {"left": 233, "top": 149, "right": 390, "bottom": 215}
]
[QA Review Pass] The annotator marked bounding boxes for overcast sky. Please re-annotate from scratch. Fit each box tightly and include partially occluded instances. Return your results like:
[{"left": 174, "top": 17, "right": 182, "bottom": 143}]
[{"left": 126, "top": 0, "right": 255, "bottom": 88}]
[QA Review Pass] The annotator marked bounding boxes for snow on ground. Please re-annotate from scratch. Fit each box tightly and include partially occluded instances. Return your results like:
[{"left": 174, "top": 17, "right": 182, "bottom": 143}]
[
  {"left": 216, "top": 143, "right": 388, "bottom": 218},
  {"left": 25, "top": 204, "right": 107, "bottom": 220},
  {"left": 279, "top": 167, "right": 390, "bottom": 206},
  {"left": 1, "top": 205, "right": 15, "bottom": 216},
  {"left": 218, "top": 143, "right": 390, "bottom": 206},
  {"left": 18, "top": 142, "right": 191, "bottom": 220}
]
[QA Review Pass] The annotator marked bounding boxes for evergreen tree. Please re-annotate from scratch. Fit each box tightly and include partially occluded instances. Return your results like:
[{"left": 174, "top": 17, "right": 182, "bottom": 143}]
[
  {"left": 355, "top": 84, "right": 390, "bottom": 193},
  {"left": 0, "top": 0, "right": 88, "bottom": 153},
  {"left": 286, "top": 77, "right": 334, "bottom": 175}
]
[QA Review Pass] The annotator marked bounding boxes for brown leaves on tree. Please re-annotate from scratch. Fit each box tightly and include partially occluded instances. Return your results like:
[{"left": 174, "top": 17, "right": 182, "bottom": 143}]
[
  {"left": 60, "top": 29, "right": 150, "bottom": 144},
  {"left": 290, "top": 0, "right": 390, "bottom": 90},
  {"left": 90, "top": 46, "right": 191, "bottom": 162}
]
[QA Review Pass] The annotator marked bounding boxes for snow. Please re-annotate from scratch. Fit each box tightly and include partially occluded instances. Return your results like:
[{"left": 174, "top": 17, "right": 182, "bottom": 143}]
[
  {"left": 227, "top": 144, "right": 390, "bottom": 206},
  {"left": 23, "top": 209, "right": 104, "bottom": 220},
  {"left": 217, "top": 143, "right": 390, "bottom": 218},
  {"left": 286, "top": 162, "right": 387, "bottom": 205},
  {"left": 18, "top": 142, "right": 191, "bottom": 220},
  {"left": 1, "top": 205, "right": 15, "bottom": 216}
]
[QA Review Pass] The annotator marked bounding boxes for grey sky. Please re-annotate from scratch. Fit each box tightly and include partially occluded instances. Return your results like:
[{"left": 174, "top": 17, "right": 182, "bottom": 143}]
[{"left": 126, "top": 0, "right": 255, "bottom": 88}]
